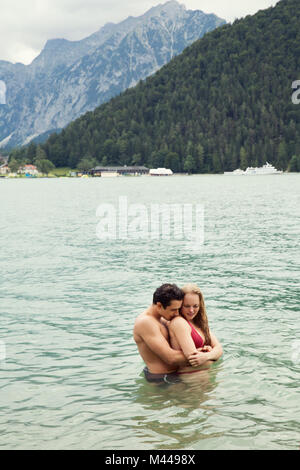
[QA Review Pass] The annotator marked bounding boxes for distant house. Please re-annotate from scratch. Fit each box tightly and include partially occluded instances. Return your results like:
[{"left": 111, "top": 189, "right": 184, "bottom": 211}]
[
  {"left": 150, "top": 168, "right": 173, "bottom": 176},
  {"left": 0, "top": 163, "right": 10, "bottom": 175},
  {"left": 19, "top": 164, "right": 38, "bottom": 176},
  {"left": 92, "top": 165, "right": 149, "bottom": 176},
  {"left": 77, "top": 165, "right": 149, "bottom": 177}
]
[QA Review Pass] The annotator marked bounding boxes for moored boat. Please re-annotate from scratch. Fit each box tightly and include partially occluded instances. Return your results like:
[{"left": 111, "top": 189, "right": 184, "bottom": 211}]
[
  {"left": 251, "top": 162, "right": 283, "bottom": 174},
  {"left": 224, "top": 162, "right": 283, "bottom": 175}
]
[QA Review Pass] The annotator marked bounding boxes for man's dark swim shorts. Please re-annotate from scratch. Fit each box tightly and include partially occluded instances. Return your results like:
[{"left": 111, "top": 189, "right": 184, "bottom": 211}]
[{"left": 143, "top": 367, "right": 181, "bottom": 384}]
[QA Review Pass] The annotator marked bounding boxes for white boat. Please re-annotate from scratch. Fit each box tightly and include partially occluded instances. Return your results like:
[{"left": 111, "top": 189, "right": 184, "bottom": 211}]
[
  {"left": 244, "top": 162, "right": 283, "bottom": 175},
  {"left": 224, "top": 162, "right": 282, "bottom": 175},
  {"left": 244, "top": 166, "right": 257, "bottom": 175},
  {"left": 224, "top": 168, "right": 245, "bottom": 175},
  {"left": 254, "top": 162, "right": 282, "bottom": 174}
]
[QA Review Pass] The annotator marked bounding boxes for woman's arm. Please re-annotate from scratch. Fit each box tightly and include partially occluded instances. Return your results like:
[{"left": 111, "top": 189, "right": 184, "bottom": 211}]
[
  {"left": 169, "top": 317, "right": 211, "bottom": 366},
  {"left": 189, "top": 331, "right": 223, "bottom": 366},
  {"left": 169, "top": 317, "right": 198, "bottom": 357}
]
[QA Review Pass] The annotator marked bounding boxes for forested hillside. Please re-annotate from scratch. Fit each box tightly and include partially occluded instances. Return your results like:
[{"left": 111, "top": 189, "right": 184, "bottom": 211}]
[{"left": 11, "top": 0, "right": 300, "bottom": 172}]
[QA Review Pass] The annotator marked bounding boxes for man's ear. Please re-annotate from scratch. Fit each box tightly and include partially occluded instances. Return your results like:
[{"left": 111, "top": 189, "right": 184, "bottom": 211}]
[{"left": 156, "top": 302, "right": 163, "bottom": 311}]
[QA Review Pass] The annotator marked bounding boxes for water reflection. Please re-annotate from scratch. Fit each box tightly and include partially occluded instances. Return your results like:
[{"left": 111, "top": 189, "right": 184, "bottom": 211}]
[
  {"left": 135, "top": 365, "right": 220, "bottom": 409},
  {"left": 131, "top": 364, "right": 223, "bottom": 449}
]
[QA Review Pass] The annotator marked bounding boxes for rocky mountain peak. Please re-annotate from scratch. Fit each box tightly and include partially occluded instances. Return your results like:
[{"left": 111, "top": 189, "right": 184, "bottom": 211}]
[{"left": 0, "top": 1, "right": 225, "bottom": 148}]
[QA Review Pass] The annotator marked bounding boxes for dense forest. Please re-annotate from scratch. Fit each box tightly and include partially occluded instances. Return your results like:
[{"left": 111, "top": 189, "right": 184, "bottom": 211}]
[{"left": 10, "top": 0, "right": 300, "bottom": 172}]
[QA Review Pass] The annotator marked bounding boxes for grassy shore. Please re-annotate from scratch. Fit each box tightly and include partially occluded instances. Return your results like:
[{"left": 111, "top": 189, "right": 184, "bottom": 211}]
[
  {"left": 3, "top": 168, "right": 78, "bottom": 178},
  {"left": 50, "top": 167, "right": 77, "bottom": 177}
]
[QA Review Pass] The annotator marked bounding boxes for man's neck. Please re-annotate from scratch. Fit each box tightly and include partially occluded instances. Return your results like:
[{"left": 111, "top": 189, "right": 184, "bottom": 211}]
[{"left": 147, "top": 304, "right": 161, "bottom": 320}]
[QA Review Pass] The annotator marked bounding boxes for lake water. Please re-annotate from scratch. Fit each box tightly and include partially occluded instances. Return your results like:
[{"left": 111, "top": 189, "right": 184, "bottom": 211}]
[{"left": 0, "top": 174, "right": 299, "bottom": 450}]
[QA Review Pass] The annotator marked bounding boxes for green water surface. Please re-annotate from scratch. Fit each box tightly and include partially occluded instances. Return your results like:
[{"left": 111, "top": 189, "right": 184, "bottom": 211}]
[{"left": 0, "top": 174, "right": 299, "bottom": 449}]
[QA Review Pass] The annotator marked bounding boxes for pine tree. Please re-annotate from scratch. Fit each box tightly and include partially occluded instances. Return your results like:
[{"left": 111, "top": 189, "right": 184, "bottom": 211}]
[
  {"left": 239, "top": 147, "right": 248, "bottom": 170},
  {"left": 276, "top": 140, "right": 288, "bottom": 170},
  {"left": 183, "top": 154, "right": 196, "bottom": 173},
  {"left": 8, "top": 157, "right": 20, "bottom": 173},
  {"left": 289, "top": 155, "right": 300, "bottom": 172},
  {"left": 195, "top": 144, "right": 204, "bottom": 173},
  {"left": 35, "top": 145, "right": 48, "bottom": 163},
  {"left": 35, "top": 159, "right": 55, "bottom": 175}
]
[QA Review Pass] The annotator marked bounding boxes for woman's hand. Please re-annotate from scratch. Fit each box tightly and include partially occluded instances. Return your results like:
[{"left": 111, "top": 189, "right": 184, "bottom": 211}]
[
  {"left": 200, "top": 345, "right": 213, "bottom": 353},
  {"left": 188, "top": 351, "right": 211, "bottom": 367}
]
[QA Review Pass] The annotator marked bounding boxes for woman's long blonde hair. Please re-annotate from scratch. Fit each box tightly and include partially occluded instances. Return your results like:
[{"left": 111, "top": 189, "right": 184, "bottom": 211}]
[{"left": 181, "top": 284, "right": 212, "bottom": 346}]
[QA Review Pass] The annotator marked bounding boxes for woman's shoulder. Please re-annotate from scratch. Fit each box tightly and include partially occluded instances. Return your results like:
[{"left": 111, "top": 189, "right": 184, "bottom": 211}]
[{"left": 170, "top": 316, "right": 189, "bottom": 330}]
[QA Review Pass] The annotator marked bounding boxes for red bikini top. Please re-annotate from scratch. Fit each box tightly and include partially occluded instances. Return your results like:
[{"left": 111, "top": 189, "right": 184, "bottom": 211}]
[{"left": 186, "top": 320, "right": 204, "bottom": 348}]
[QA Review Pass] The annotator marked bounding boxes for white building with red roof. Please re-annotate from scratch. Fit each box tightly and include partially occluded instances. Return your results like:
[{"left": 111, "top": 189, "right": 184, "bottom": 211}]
[{"left": 19, "top": 164, "right": 38, "bottom": 175}]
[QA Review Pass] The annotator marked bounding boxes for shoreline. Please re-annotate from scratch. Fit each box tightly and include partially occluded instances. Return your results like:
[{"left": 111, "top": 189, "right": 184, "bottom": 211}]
[{"left": 1, "top": 172, "right": 295, "bottom": 179}]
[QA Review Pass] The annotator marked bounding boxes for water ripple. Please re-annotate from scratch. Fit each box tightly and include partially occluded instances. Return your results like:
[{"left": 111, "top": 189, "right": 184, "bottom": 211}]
[{"left": 0, "top": 176, "right": 299, "bottom": 449}]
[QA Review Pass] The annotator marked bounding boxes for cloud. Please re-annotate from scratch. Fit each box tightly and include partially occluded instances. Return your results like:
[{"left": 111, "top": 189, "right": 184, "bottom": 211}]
[
  {"left": 0, "top": 0, "right": 277, "bottom": 65},
  {"left": 185, "top": 0, "right": 277, "bottom": 21},
  {"left": 1, "top": 0, "right": 156, "bottom": 64}
]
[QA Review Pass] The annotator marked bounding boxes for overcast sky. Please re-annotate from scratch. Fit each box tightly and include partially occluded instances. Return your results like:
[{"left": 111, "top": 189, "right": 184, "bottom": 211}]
[{"left": 1, "top": 0, "right": 278, "bottom": 65}]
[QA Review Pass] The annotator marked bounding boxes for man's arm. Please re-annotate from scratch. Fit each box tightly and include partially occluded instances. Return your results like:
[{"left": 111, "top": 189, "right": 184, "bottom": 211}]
[{"left": 139, "top": 318, "right": 189, "bottom": 367}]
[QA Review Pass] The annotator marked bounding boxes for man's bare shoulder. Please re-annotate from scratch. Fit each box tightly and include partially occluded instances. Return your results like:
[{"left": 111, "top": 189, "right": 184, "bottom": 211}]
[
  {"left": 135, "top": 310, "right": 158, "bottom": 328},
  {"left": 134, "top": 311, "right": 158, "bottom": 332}
]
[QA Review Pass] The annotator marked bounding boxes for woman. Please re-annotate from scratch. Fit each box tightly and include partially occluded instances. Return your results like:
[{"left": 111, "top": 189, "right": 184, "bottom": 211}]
[{"left": 169, "top": 284, "right": 223, "bottom": 378}]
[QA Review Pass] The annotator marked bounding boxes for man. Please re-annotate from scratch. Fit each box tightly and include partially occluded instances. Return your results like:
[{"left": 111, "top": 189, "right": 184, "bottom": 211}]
[{"left": 133, "top": 283, "right": 208, "bottom": 384}]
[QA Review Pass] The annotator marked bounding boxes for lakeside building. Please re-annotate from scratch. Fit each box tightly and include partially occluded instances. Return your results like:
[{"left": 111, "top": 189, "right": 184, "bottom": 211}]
[
  {"left": 100, "top": 172, "right": 119, "bottom": 178},
  {"left": 77, "top": 166, "right": 149, "bottom": 177},
  {"left": 18, "top": 164, "right": 38, "bottom": 176},
  {"left": 0, "top": 163, "right": 10, "bottom": 175},
  {"left": 150, "top": 167, "right": 173, "bottom": 176}
]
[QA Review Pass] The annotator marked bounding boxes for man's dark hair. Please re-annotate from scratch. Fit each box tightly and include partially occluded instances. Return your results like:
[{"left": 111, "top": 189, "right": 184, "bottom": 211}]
[{"left": 153, "top": 283, "right": 184, "bottom": 309}]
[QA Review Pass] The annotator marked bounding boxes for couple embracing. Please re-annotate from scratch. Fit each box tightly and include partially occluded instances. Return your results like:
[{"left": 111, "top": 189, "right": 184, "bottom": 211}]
[{"left": 133, "top": 283, "right": 223, "bottom": 384}]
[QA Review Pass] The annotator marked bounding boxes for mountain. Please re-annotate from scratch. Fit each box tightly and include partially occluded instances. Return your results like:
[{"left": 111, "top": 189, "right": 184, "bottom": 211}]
[
  {"left": 0, "top": 1, "right": 225, "bottom": 148},
  {"left": 13, "top": 0, "right": 299, "bottom": 173}
]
